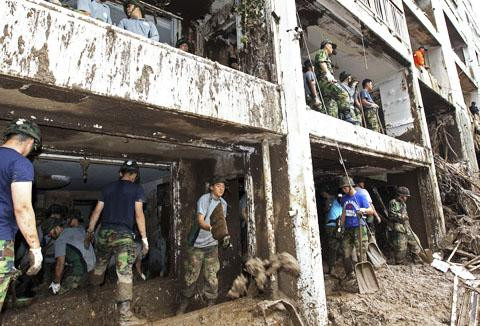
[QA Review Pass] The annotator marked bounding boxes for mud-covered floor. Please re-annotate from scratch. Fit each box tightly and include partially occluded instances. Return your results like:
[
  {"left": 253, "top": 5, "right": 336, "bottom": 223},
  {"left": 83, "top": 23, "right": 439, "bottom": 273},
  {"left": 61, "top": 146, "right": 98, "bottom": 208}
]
[
  {"left": 326, "top": 264, "right": 456, "bottom": 325},
  {"left": 1, "top": 264, "right": 468, "bottom": 325}
]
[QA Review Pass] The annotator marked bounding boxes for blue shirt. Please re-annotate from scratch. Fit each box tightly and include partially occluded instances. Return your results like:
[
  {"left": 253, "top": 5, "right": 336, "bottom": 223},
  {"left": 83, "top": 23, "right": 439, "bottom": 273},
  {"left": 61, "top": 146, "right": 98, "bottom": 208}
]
[
  {"left": 99, "top": 180, "right": 146, "bottom": 233},
  {"left": 77, "top": 0, "right": 112, "bottom": 24},
  {"left": 118, "top": 18, "right": 160, "bottom": 41},
  {"left": 194, "top": 193, "right": 227, "bottom": 248},
  {"left": 360, "top": 89, "right": 374, "bottom": 105},
  {"left": 304, "top": 70, "right": 316, "bottom": 97},
  {"left": 325, "top": 199, "right": 342, "bottom": 227},
  {"left": 341, "top": 191, "right": 370, "bottom": 229},
  {"left": 0, "top": 147, "right": 34, "bottom": 240}
]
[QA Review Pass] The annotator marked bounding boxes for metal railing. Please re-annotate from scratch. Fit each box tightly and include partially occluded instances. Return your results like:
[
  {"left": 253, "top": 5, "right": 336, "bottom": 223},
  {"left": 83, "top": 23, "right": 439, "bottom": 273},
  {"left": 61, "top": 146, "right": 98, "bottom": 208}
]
[{"left": 357, "top": 0, "right": 407, "bottom": 42}]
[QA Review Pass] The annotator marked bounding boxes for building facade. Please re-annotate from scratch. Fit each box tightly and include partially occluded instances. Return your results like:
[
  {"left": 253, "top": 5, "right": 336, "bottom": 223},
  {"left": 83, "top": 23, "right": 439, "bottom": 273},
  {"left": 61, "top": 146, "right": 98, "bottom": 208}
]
[{"left": 0, "top": 0, "right": 479, "bottom": 325}]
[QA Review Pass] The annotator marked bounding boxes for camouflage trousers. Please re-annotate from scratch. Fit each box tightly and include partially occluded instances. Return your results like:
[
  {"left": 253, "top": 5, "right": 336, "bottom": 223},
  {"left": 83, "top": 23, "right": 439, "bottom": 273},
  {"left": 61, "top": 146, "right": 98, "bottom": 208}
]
[
  {"left": 59, "top": 244, "right": 87, "bottom": 294},
  {"left": 392, "top": 223, "right": 421, "bottom": 264},
  {"left": 325, "top": 227, "right": 341, "bottom": 270},
  {"left": 182, "top": 245, "right": 220, "bottom": 300},
  {"left": 316, "top": 78, "right": 352, "bottom": 119},
  {"left": 342, "top": 226, "right": 368, "bottom": 273},
  {"left": 0, "top": 240, "right": 15, "bottom": 310},
  {"left": 364, "top": 107, "right": 382, "bottom": 132},
  {"left": 92, "top": 229, "right": 135, "bottom": 302}
]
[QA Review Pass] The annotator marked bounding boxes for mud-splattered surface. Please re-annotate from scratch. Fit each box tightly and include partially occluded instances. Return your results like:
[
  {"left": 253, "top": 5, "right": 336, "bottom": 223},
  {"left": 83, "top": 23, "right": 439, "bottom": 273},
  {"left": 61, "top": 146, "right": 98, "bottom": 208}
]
[{"left": 326, "top": 264, "right": 454, "bottom": 326}]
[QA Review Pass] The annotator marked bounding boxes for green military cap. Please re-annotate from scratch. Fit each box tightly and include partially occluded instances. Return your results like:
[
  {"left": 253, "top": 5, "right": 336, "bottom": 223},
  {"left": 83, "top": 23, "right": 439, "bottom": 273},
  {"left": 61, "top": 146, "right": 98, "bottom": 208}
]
[
  {"left": 338, "top": 176, "right": 354, "bottom": 188},
  {"left": 396, "top": 186, "right": 411, "bottom": 197},
  {"left": 320, "top": 39, "right": 337, "bottom": 50},
  {"left": 3, "top": 118, "right": 42, "bottom": 151},
  {"left": 123, "top": 0, "right": 145, "bottom": 18}
]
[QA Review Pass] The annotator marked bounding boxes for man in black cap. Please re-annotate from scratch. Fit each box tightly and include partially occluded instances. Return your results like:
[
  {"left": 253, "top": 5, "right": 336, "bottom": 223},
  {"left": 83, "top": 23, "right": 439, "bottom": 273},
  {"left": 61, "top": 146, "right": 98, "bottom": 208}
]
[
  {"left": 118, "top": 0, "right": 159, "bottom": 41},
  {"left": 314, "top": 39, "right": 353, "bottom": 119},
  {"left": 176, "top": 38, "right": 191, "bottom": 53},
  {"left": 86, "top": 160, "right": 149, "bottom": 325}
]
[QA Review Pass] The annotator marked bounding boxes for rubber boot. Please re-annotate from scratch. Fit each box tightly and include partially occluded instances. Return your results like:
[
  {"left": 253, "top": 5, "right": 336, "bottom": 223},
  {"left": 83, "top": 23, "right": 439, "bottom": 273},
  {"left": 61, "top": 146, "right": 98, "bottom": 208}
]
[
  {"left": 175, "top": 297, "right": 190, "bottom": 316},
  {"left": 206, "top": 298, "right": 216, "bottom": 307},
  {"left": 118, "top": 301, "right": 146, "bottom": 326}
]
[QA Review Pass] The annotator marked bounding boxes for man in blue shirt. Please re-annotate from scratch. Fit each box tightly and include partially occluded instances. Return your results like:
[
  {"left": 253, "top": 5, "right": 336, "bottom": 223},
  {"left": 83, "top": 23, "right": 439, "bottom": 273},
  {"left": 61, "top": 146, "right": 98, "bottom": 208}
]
[
  {"left": 177, "top": 177, "right": 228, "bottom": 315},
  {"left": 86, "top": 160, "right": 148, "bottom": 325},
  {"left": 338, "top": 176, "right": 373, "bottom": 279},
  {"left": 359, "top": 79, "right": 382, "bottom": 132},
  {"left": 118, "top": 0, "right": 159, "bottom": 42},
  {"left": 77, "top": 0, "right": 112, "bottom": 24},
  {"left": 325, "top": 193, "right": 342, "bottom": 275},
  {"left": 0, "top": 118, "right": 43, "bottom": 310}
]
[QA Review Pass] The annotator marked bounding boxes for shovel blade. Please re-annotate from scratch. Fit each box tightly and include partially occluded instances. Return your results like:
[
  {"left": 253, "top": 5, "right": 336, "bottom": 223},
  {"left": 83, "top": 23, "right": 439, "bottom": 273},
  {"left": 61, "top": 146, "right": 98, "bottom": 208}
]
[
  {"left": 355, "top": 261, "right": 380, "bottom": 294},
  {"left": 367, "top": 243, "right": 387, "bottom": 268}
]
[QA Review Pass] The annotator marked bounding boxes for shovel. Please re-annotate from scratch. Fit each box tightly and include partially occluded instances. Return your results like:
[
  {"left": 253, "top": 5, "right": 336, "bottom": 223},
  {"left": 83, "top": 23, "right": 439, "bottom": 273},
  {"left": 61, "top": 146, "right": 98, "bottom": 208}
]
[
  {"left": 405, "top": 223, "right": 433, "bottom": 264},
  {"left": 355, "top": 216, "right": 380, "bottom": 294},
  {"left": 365, "top": 226, "right": 387, "bottom": 268}
]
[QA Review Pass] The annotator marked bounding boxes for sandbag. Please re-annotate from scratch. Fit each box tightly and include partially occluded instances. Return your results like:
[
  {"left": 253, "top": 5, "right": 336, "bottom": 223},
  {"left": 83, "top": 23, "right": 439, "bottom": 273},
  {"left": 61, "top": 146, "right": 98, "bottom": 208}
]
[{"left": 210, "top": 202, "right": 229, "bottom": 241}]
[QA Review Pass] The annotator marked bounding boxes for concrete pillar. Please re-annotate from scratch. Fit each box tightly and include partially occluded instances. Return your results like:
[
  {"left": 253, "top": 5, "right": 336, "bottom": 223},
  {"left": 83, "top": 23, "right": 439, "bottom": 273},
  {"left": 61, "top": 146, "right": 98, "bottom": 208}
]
[
  {"left": 265, "top": 0, "right": 327, "bottom": 324},
  {"left": 430, "top": 0, "right": 478, "bottom": 172}
]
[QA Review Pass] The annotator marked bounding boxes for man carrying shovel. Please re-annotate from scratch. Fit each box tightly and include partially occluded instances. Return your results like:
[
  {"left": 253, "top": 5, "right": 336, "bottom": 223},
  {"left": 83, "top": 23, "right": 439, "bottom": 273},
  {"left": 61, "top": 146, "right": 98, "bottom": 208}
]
[
  {"left": 388, "top": 186, "right": 422, "bottom": 264},
  {"left": 338, "top": 177, "right": 374, "bottom": 280}
]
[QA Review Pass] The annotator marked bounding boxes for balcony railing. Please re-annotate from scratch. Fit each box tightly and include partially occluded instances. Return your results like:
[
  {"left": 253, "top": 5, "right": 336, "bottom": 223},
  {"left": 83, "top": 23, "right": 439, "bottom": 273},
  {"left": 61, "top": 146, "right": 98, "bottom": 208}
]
[{"left": 357, "top": 0, "right": 408, "bottom": 42}]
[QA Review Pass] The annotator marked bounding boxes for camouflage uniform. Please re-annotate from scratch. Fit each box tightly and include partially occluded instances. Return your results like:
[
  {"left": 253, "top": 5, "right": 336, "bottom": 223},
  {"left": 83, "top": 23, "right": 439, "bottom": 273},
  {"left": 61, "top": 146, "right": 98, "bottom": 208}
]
[
  {"left": 0, "top": 240, "right": 15, "bottom": 310},
  {"left": 91, "top": 229, "right": 136, "bottom": 302},
  {"left": 388, "top": 199, "right": 421, "bottom": 264},
  {"left": 342, "top": 226, "right": 368, "bottom": 274},
  {"left": 364, "top": 108, "right": 381, "bottom": 132},
  {"left": 325, "top": 227, "right": 341, "bottom": 271},
  {"left": 182, "top": 245, "right": 220, "bottom": 300},
  {"left": 314, "top": 50, "right": 352, "bottom": 119},
  {"left": 59, "top": 244, "right": 87, "bottom": 294}
]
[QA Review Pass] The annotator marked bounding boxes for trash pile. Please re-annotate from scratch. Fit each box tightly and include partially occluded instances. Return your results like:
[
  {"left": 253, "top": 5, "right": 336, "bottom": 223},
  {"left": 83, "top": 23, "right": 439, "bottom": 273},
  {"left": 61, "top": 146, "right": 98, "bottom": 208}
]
[{"left": 435, "top": 154, "right": 480, "bottom": 260}]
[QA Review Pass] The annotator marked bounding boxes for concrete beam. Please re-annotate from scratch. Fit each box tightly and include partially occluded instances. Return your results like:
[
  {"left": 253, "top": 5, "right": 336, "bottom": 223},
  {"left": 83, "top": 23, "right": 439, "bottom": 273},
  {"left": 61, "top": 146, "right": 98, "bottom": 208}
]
[
  {"left": 308, "top": 110, "right": 431, "bottom": 165},
  {"left": 0, "top": 0, "right": 284, "bottom": 133}
]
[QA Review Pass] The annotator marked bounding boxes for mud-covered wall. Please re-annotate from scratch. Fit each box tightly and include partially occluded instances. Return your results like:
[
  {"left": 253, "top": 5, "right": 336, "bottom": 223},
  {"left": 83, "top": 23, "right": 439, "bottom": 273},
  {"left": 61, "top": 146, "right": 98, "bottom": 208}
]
[{"left": 0, "top": 0, "right": 284, "bottom": 134}]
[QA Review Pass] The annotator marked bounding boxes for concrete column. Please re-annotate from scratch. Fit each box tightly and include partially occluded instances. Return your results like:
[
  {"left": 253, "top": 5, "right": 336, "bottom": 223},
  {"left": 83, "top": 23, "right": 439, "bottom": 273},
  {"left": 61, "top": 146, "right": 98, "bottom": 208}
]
[
  {"left": 265, "top": 0, "right": 327, "bottom": 325},
  {"left": 430, "top": 0, "right": 478, "bottom": 172}
]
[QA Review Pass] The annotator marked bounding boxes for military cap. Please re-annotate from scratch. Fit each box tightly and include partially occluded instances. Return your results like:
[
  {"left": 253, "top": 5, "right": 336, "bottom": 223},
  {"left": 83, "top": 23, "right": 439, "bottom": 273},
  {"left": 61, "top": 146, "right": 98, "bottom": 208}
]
[
  {"left": 120, "top": 160, "right": 140, "bottom": 174},
  {"left": 123, "top": 0, "right": 145, "bottom": 18},
  {"left": 339, "top": 71, "right": 351, "bottom": 82},
  {"left": 3, "top": 118, "right": 42, "bottom": 151},
  {"left": 338, "top": 176, "right": 354, "bottom": 188},
  {"left": 320, "top": 39, "right": 337, "bottom": 50},
  {"left": 396, "top": 186, "right": 411, "bottom": 197}
]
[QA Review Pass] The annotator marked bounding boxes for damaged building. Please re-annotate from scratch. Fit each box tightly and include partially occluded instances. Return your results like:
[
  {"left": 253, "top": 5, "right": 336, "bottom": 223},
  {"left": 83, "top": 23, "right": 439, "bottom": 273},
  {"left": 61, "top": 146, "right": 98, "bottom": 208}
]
[{"left": 0, "top": 0, "right": 479, "bottom": 325}]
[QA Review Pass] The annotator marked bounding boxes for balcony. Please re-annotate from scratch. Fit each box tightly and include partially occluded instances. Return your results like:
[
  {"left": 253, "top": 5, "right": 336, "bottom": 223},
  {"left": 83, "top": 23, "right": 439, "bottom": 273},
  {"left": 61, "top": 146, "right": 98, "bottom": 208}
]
[
  {"left": 0, "top": 0, "right": 285, "bottom": 141},
  {"left": 356, "top": 0, "right": 408, "bottom": 44}
]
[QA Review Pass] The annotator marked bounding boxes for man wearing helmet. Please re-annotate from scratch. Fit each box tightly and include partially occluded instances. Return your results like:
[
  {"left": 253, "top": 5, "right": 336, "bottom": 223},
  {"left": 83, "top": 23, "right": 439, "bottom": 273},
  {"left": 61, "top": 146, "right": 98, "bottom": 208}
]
[
  {"left": 0, "top": 118, "right": 43, "bottom": 310},
  {"left": 86, "top": 160, "right": 149, "bottom": 325},
  {"left": 313, "top": 39, "right": 353, "bottom": 119},
  {"left": 388, "top": 186, "right": 421, "bottom": 264}
]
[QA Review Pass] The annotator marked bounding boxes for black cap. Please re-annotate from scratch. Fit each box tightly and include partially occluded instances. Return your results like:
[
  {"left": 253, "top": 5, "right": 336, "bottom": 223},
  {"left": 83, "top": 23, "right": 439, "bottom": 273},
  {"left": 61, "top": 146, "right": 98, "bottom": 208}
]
[
  {"left": 120, "top": 160, "right": 139, "bottom": 174},
  {"left": 210, "top": 176, "right": 226, "bottom": 185},
  {"left": 339, "top": 71, "right": 351, "bottom": 82},
  {"left": 320, "top": 39, "right": 337, "bottom": 50}
]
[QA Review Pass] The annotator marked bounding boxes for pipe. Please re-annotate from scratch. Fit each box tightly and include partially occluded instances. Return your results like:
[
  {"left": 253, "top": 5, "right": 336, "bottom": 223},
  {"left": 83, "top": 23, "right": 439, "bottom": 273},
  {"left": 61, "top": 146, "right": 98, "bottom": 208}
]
[{"left": 261, "top": 139, "right": 278, "bottom": 295}]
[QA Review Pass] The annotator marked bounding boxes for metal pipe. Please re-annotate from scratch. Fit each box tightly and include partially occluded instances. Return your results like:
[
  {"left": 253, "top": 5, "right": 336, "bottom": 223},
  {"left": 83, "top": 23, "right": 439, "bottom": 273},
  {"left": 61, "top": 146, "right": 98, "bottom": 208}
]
[{"left": 261, "top": 139, "right": 278, "bottom": 294}]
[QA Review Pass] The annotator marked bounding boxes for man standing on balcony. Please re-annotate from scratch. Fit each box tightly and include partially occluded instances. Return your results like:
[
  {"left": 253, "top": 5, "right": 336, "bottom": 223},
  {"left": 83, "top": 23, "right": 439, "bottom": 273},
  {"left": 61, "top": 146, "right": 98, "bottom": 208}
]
[
  {"left": 303, "top": 60, "right": 322, "bottom": 110},
  {"left": 118, "top": 0, "right": 159, "bottom": 42},
  {"left": 413, "top": 47, "right": 429, "bottom": 70},
  {"left": 77, "top": 0, "right": 112, "bottom": 24},
  {"left": 339, "top": 71, "right": 361, "bottom": 126},
  {"left": 360, "top": 79, "right": 382, "bottom": 133}
]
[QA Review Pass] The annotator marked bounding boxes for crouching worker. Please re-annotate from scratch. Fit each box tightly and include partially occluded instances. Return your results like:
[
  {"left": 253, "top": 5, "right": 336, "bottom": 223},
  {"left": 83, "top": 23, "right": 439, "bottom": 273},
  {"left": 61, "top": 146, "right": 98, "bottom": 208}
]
[
  {"left": 46, "top": 220, "right": 96, "bottom": 295},
  {"left": 177, "top": 177, "right": 228, "bottom": 315},
  {"left": 86, "top": 160, "right": 149, "bottom": 325}
]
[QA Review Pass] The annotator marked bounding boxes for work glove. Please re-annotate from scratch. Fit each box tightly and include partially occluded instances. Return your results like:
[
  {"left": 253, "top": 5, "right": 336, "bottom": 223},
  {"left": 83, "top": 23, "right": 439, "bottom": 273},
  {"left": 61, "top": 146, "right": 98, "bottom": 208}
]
[
  {"left": 221, "top": 235, "right": 232, "bottom": 249},
  {"left": 49, "top": 282, "right": 61, "bottom": 295},
  {"left": 335, "top": 225, "right": 344, "bottom": 239},
  {"left": 141, "top": 237, "right": 149, "bottom": 256},
  {"left": 84, "top": 230, "right": 94, "bottom": 249},
  {"left": 356, "top": 208, "right": 367, "bottom": 217},
  {"left": 313, "top": 96, "right": 322, "bottom": 108},
  {"left": 26, "top": 247, "right": 43, "bottom": 276}
]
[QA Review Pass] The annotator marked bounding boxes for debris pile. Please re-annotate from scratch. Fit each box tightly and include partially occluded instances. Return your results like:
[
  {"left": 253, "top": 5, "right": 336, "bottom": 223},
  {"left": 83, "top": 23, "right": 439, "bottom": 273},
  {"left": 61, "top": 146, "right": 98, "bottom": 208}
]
[
  {"left": 434, "top": 154, "right": 480, "bottom": 259},
  {"left": 227, "top": 252, "right": 300, "bottom": 299}
]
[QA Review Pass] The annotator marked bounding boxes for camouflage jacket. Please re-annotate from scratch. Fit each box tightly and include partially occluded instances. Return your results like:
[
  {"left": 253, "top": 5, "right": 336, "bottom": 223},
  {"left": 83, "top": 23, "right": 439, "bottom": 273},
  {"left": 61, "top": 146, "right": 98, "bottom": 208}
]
[
  {"left": 314, "top": 49, "right": 333, "bottom": 79},
  {"left": 388, "top": 199, "right": 408, "bottom": 223}
]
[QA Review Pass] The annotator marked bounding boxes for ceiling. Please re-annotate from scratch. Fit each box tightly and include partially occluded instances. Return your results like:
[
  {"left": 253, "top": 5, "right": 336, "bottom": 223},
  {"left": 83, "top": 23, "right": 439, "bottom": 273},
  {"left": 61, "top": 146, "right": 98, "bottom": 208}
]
[{"left": 34, "top": 158, "right": 169, "bottom": 191}]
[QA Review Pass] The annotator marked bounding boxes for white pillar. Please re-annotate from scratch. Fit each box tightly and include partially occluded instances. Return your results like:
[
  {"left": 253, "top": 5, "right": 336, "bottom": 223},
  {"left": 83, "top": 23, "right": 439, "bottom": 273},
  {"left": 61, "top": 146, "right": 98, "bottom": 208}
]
[{"left": 265, "top": 0, "right": 328, "bottom": 324}]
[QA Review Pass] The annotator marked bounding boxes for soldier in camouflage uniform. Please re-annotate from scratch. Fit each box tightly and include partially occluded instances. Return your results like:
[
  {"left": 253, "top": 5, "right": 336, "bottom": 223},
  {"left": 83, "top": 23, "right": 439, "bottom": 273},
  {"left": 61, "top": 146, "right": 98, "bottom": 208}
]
[
  {"left": 177, "top": 177, "right": 228, "bottom": 315},
  {"left": 314, "top": 40, "right": 353, "bottom": 119},
  {"left": 388, "top": 186, "right": 421, "bottom": 264},
  {"left": 0, "top": 119, "right": 44, "bottom": 311},
  {"left": 86, "top": 160, "right": 149, "bottom": 326}
]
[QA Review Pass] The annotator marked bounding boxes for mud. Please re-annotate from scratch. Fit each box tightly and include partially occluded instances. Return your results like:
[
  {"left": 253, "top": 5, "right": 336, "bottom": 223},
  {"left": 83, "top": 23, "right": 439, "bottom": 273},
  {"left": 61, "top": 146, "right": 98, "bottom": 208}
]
[{"left": 326, "top": 264, "right": 453, "bottom": 326}]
